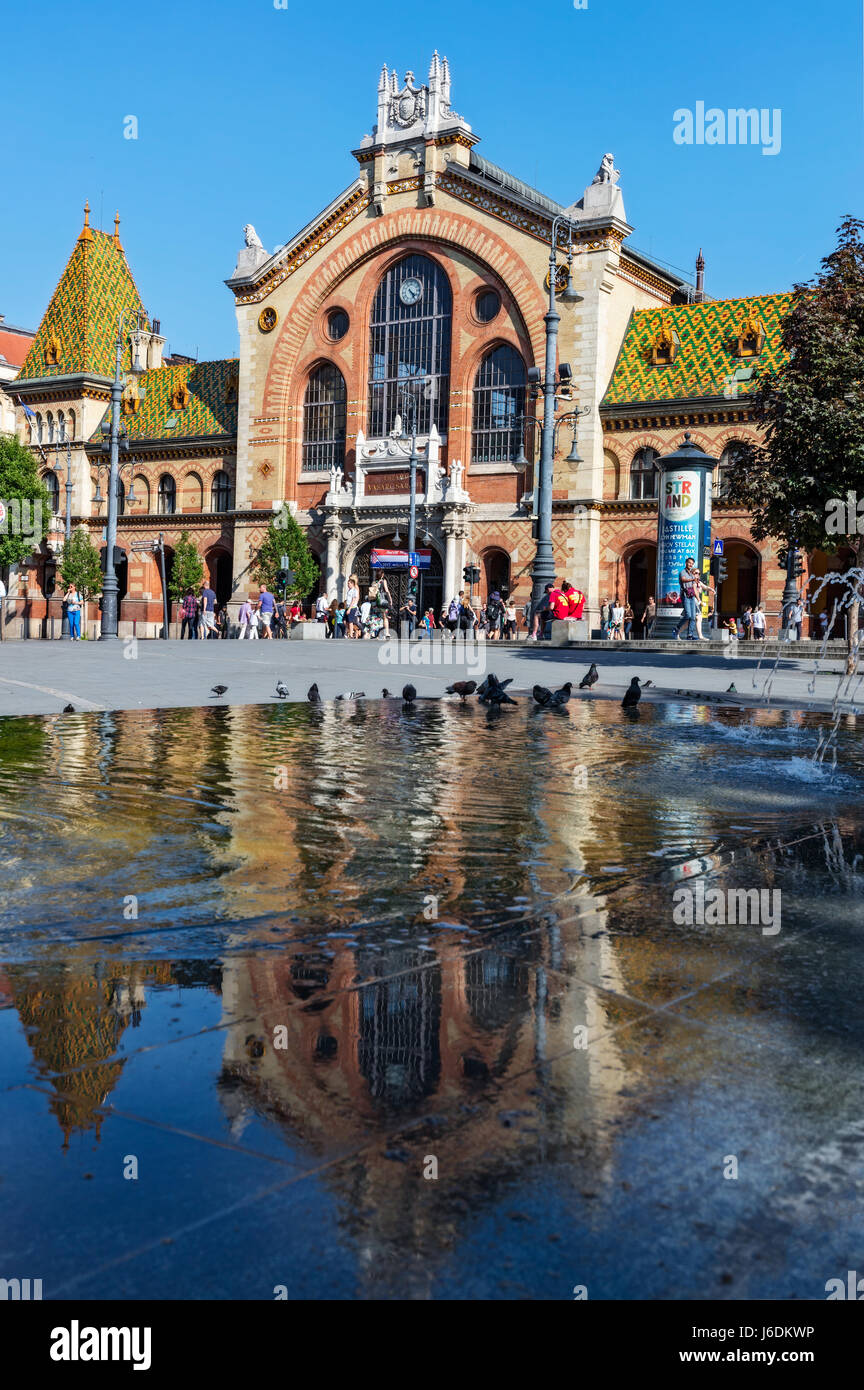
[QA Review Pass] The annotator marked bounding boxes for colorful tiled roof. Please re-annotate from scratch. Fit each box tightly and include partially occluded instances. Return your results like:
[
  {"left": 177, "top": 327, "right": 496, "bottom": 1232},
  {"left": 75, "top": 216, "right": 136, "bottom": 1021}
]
[
  {"left": 18, "top": 211, "right": 150, "bottom": 381},
  {"left": 601, "top": 292, "right": 793, "bottom": 407},
  {"left": 96, "top": 359, "right": 239, "bottom": 441}
]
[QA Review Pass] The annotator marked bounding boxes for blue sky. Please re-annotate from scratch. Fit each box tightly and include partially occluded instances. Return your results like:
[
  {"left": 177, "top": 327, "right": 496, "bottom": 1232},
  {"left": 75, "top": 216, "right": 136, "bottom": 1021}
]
[{"left": 3, "top": 0, "right": 861, "bottom": 361}]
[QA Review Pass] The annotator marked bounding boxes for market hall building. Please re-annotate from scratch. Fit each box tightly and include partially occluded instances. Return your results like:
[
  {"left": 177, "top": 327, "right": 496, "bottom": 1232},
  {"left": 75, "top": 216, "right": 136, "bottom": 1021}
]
[{"left": 5, "top": 52, "right": 834, "bottom": 637}]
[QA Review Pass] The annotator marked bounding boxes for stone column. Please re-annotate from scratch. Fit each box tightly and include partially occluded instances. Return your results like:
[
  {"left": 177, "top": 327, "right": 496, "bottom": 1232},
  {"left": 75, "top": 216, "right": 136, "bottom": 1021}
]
[
  {"left": 323, "top": 519, "right": 342, "bottom": 599},
  {"left": 443, "top": 519, "right": 458, "bottom": 602}
]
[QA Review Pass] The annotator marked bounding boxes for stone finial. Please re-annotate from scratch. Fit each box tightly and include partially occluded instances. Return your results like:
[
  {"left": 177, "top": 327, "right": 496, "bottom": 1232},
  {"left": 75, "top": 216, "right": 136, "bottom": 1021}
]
[
  {"left": 113, "top": 211, "right": 123, "bottom": 252},
  {"left": 79, "top": 200, "right": 93, "bottom": 244}
]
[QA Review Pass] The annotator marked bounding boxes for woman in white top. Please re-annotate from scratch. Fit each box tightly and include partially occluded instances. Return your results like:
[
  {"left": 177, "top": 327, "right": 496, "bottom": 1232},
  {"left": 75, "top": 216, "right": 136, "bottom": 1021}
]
[
  {"left": 611, "top": 602, "right": 625, "bottom": 641},
  {"left": 344, "top": 574, "right": 360, "bottom": 639}
]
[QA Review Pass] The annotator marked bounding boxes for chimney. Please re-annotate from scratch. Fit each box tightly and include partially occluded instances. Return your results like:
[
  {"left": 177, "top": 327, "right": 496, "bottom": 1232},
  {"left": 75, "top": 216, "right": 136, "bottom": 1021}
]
[{"left": 695, "top": 248, "right": 705, "bottom": 303}]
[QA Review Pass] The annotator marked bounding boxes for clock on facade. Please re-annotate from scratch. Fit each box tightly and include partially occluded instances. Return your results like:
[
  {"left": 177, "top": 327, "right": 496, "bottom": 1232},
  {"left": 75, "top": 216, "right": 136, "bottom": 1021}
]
[{"left": 399, "top": 276, "right": 424, "bottom": 306}]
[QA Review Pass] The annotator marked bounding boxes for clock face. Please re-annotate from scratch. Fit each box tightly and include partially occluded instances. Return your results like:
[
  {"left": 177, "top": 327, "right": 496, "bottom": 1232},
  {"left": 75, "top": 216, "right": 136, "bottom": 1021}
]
[{"left": 399, "top": 276, "right": 424, "bottom": 306}]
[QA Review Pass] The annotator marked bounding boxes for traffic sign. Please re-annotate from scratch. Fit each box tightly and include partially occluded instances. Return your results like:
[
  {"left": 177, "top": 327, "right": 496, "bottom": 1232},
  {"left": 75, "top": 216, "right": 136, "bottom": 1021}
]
[
  {"left": 409, "top": 564, "right": 419, "bottom": 579},
  {"left": 712, "top": 538, "right": 724, "bottom": 556}
]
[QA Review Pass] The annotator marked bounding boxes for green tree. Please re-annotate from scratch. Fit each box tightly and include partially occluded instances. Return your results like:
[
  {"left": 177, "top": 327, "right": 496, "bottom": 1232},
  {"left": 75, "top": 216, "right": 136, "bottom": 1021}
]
[
  {"left": 59, "top": 527, "right": 103, "bottom": 602},
  {"left": 253, "top": 507, "right": 317, "bottom": 598},
  {"left": 729, "top": 216, "right": 864, "bottom": 669},
  {"left": 0, "top": 434, "right": 51, "bottom": 570},
  {"left": 169, "top": 530, "right": 204, "bottom": 603}
]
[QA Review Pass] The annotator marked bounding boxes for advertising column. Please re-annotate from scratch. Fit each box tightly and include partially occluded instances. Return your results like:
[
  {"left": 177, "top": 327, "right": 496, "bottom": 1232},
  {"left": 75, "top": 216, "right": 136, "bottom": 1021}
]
[{"left": 653, "top": 433, "right": 715, "bottom": 639}]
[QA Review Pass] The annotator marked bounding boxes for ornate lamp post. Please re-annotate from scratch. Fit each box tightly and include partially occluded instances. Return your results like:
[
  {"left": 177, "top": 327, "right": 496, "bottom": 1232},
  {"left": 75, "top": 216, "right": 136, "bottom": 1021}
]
[
  {"left": 98, "top": 313, "right": 145, "bottom": 640},
  {"left": 530, "top": 214, "right": 583, "bottom": 608},
  {"left": 54, "top": 438, "right": 74, "bottom": 636}
]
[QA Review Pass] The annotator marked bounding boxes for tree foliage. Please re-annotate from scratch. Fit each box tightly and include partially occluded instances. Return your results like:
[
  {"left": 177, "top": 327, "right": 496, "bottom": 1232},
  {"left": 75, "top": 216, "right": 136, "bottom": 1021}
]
[
  {"left": 169, "top": 530, "right": 205, "bottom": 602},
  {"left": 728, "top": 216, "right": 864, "bottom": 662},
  {"left": 253, "top": 508, "right": 318, "bottom": 598},
  {"left": 59, "top": 527, "right": 103, "bottom": 601},
  {"left": 0, "top": 434, "right": 51, "bottom": 569}
]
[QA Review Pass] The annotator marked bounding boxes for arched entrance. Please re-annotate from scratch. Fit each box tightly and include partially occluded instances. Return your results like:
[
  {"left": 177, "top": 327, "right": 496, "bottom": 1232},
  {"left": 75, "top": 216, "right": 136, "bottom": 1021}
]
[
  {"left": 717, "top": 541, "right": 759, "bottom": 619},
  {"left": 483, "top": 548, "right": 511, "bottom": 598},
  {"left": 353, "top": 533, "right": 444, "bottom": 619},
  {"left": 208, "top": 550, "right": 233, "bottom": 607},
  {"left": 625, "top": 544, "right": 657, "bottom": 634}
]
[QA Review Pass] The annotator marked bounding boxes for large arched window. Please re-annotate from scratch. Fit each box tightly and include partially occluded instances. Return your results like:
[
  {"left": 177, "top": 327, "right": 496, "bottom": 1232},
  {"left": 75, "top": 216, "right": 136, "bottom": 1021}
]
[
  {"left": 471, "top": 345, "right": 526, "bottom": 464},
  {"left": 43, "top": 470, "right": 60, "bottom": 513},
  {"left": 211, "top": 470, "right": 233, "bottom": 512},
  {"left": 58, "top": 410, "right": 66, "bottom": 442},
  {"left": 35, "top": 413, "right": 43, "bottom": 443},
  {"left": 717, "top": 442, "right": 745, "bottom": 499},
  {"left": 302, "top": 363, "right": 346, "bottom": 473},
  {"left": 157, "top": 474, "right": 176, "bottom": 514},
  {"left": 630, "top": 447, "right": 660, "bottom": 501},
  {"left": 46, "top": 411, "right": 55, "bottom": 444},
  {"left": 368, "top": 253, "right": 452, "bottom": 437}
]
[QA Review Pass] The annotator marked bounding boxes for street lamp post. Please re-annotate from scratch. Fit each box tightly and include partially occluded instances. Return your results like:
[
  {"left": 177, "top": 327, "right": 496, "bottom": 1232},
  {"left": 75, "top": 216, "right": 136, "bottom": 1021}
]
[
  {"left": 55, "top": 439, "right": 74, "bottom": 636},
  {"left": 530, "top": 215, "right": 583, "bottom": 609},
  {"left": 99, "top": 313, "right": 144, "bottom": 640}
]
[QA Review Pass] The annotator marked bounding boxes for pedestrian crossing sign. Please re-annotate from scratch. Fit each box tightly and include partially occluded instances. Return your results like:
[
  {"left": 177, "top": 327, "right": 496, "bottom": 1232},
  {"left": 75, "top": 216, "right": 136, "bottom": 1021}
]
[{"left": 712, "top": 538, "right": 724, "bottom": 556}]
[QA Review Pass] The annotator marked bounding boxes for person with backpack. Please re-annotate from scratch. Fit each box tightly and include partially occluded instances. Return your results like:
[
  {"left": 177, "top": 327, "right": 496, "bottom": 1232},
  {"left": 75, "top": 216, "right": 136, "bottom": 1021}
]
[
  {"left": 445, "top": 595, "right": 461, "bottom": 638},
  {"left": 485, "top": 590, "right": 505, "bottom": 640}
]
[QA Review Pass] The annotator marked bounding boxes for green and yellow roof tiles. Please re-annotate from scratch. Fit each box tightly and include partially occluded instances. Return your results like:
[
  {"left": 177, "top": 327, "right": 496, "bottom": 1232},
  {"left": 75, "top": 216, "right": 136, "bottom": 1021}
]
[
  {"left": 601, "top": 291, "right": 794, "bottom": 407},
  {"left": 18, "top": 224, "right": 150, "bottom": 381},
  {"left": 120, "top": 358, "right": 239, "bottom": 441}
]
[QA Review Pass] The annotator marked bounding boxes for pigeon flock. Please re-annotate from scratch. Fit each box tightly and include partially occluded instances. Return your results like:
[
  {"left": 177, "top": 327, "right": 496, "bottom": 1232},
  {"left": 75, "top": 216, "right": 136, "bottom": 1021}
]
[{"left": 243, "top": 665, "right": 657, "bottom": 713}]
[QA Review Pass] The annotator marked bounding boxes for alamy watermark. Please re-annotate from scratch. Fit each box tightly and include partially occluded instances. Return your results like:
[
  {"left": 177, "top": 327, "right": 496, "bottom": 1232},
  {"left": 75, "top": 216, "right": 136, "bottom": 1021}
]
[
  {"left": 673, "top": 103, "right": 781, "bottom": 157},
  {"left": 0, "top": 499, "right": 43, "bottom": 540},
  {"left": 826, "top": 493, "right": 864, "bottom": 537},
  {"left": 672, "top": 883, "right": 781, "bottom": 936},
  {"left": 378, "top": 635, "right": 486, "bottom": 673}
]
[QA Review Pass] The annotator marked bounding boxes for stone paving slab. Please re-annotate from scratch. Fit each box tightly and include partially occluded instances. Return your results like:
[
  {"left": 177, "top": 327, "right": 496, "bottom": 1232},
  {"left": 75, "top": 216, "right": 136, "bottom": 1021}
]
[{"left": 0, "top": 636, "right": 855, "bottom": 717}]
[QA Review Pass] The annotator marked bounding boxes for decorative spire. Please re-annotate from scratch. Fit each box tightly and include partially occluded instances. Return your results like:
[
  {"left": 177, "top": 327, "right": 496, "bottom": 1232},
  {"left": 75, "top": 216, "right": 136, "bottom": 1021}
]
[
  {"left": 695, "top": 248, "right": 705, "bottom": 302},
  {"left": 378, "top": 63, "right": 388, "bottom": 93},
  {"left": 113, "top": 211, "right": 124, "bottom": 252},
  {"left": 79, "top": 200, "right": 93, "bottom": 244}
]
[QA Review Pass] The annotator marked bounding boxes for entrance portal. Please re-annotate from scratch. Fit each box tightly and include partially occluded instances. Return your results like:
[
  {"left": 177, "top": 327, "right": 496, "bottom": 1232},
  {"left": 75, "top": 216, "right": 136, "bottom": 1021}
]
[
  {"left": 626, "top": 545, "right": 657, "bottom": 634},
  {"left": 354, "top": 535, "right": 444, "bottom": 621}
]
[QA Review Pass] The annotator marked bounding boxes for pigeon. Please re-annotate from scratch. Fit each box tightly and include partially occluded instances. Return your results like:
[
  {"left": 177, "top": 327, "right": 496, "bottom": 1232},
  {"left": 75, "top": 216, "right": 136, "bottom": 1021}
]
[
  {"left": 578, "top": 663, "right": 599, "bottom": 690},
  {"left": 642, "top": 680, "right": 653, "bottom": 690},
  {"left": 381, "top": 688, "right": 392, "bottom": 698},
  {"left": 727, "top": 683, "right": 737, "bottom": 693},
  {"left": 486, "top": 682, "right": 517, "bottom": 707},
  {"left": 533, "top": 684, "right": 552, "bottom": 707},
  {"left": 62, "top": 702, "right": 75, "bottom": 713},
  {"left": 307, "top": 683, "right": 321, "bottom": 703},
  {"left": 446, "top": 680, "right": 477, "bottom": 702},
  {"left": 275, "top": 681, "right": 289, "bottom": 699},
  {"left": 336, "top": 691, "right": 365, "bottom": 700},
  {"left": 548, "top": 681, "right": 572, "bottom": 708},
  {"left": 402, "top": 683, "right": 417, "bottom": 704},
  {"left": 211, "top": 685, "right": 228, "bottom": 698},
  {"left": 477, "top": 674, "right": 513, "bottom": 704},
  {"left": 621, "top": 677, "right": 641, "bottom": 709}
]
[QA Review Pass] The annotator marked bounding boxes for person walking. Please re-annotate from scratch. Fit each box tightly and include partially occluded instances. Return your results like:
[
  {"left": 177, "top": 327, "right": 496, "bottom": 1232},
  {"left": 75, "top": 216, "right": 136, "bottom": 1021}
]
[
  {"left": 376, "top": 576, "right": 393, "bottom": 636},
  {"left": 180, "top": 588, "right": 197, "bottom": 640},
  {"left": 789, "top": 596, "right": 804, "bottom": 641},
  {"left": 238, "top": 597, "right": 256, "bottom": 639},
  {"left": 334, "top": 601, "right": 346, "bottom": 638},
  {"left": 272, "top": 596, "right": 289, "bottom": 639},
  {"left": 485, "top": 590, "right": 505, "bottom": 640},
  {"left": 741, "top": 605, "right": 753, "bottom": 640},
  {"left": 315, "top": 591, "right": 329, "bottom": 625},
  {"left": 199, "top": 581, "right": 217, "bottom": 639},
  {"left": 216, "top": 604, "right": 230, "bottom": 639},
  {"left": 344, "top": 574, "right": 360, "bottom": 639},
  {"left": 623, "top": 602, "right": 634, "bottom": 640},
  {"left": 600, "top": 599, "right": 611, "bottom": 639},
  {"left": 675, "top": 558, "right": 701, "bottom": 641},
  {"left": 503, "top": 598, "right": 517, "bottom": 640},
  {"left": 64, "top": 583, "right": 82, "bottom": 641},
  {"left": 445, "top": 594, "right": 461, "bottom": 639},
  {"left": 400, "top": 591, "right": 417, "bottom": 637},
  {"left": 752, "top": 603, "right": 766, "bottom": 640},
  {"left": 643, "top": 596, "right": 656, "bottom": 639},
  {"left": 256, "top": 585, "right": 275, "bottom": 639},
  {"left": 611, "top": 599, "right": 625, "bottom": 641}
]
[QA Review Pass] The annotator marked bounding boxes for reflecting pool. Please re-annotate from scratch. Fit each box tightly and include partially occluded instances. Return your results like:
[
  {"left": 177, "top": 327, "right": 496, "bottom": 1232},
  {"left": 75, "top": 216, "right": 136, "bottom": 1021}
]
[{"left": 1, "top": 698, "right": 863, "bottom": 1299}]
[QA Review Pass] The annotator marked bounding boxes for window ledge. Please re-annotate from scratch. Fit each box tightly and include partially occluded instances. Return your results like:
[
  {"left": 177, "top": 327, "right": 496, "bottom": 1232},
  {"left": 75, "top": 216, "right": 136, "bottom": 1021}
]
[{"left": 468, "top": 462, "right": 525, "bottom": 475}]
